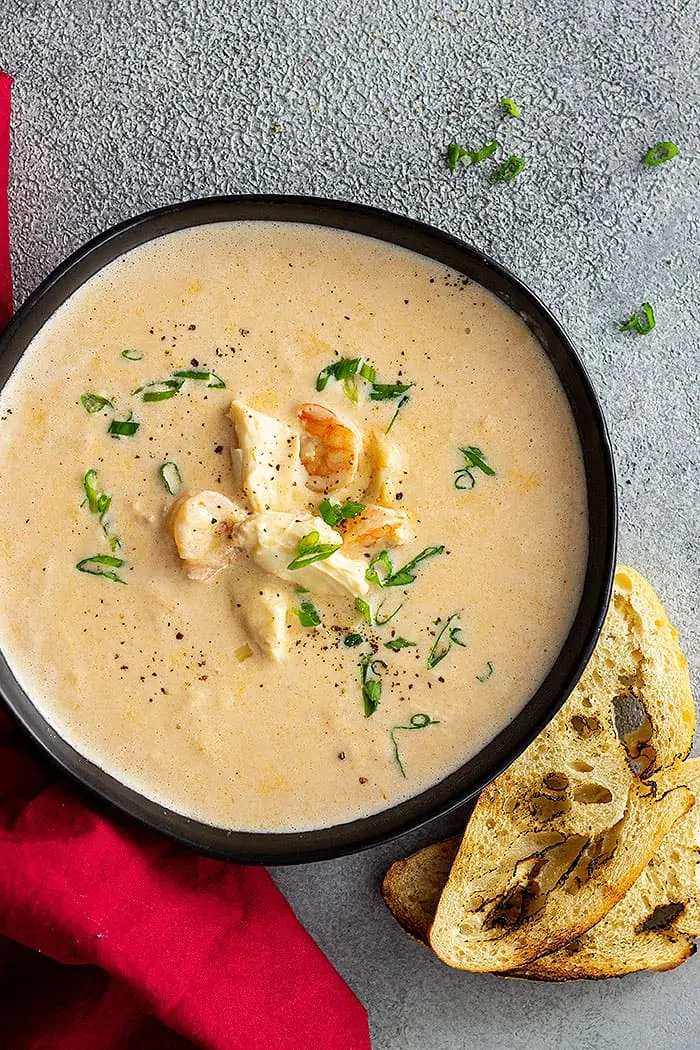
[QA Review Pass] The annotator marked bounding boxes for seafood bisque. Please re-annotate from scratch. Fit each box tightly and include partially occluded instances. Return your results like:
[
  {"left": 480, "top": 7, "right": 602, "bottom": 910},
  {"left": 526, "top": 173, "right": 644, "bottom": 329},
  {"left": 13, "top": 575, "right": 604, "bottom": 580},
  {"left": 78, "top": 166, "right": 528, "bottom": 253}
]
[{"left": 0, "top": 222, "right": 588, "bottom": 831}]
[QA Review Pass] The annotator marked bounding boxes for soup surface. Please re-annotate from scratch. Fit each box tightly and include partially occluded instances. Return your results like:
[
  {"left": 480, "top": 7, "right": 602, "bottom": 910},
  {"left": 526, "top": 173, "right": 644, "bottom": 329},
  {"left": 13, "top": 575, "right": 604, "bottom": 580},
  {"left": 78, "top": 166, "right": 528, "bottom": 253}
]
[{"left": 0, "top": 222, "right": 588, "bottom": 831}]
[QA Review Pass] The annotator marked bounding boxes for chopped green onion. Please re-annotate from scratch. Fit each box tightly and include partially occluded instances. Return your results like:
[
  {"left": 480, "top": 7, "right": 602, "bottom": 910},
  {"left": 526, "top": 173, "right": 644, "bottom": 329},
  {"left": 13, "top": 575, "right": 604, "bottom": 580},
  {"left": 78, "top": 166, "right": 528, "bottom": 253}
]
[
  {"left": 318, "top": 498, "right": 366, "bottom": 528},
  {"left": 359, "top": 653, "right": 386, "bottom": 717},
  {"left": 369, "top": 382, "right": 413, "bottom": 401},
  {"left": 447, "top": 142, "right": 471, "bottom": 171},
  {"left": 374, "top": 599, "right": 403, "bottom": 625},
  {"left": 455, "top": 446, "right": 496, "bottom": 490},
  {"left": 316, "top": 357, "right": 364, "bottom": 391},
  {"left": 293, "top": 600, "right": 322, "bottom": 627},
  {"left": 470, "top": 140, "right": 499, "bottom": 163},
  {"left": 82, "top": 469, "right": 101, "bottom": 514},
  {"left": 359, "top": 361, "right": 376, "bottom": 383},
  {"left": 121, "top": 348, "right": 143, "bottom": 361},
  {"left": 500, "top": 97, "right": 520, "bottom": 117},
  {"left": 427, "top": 612, "right": 466, "bottom": 669},
  {"left": 171, "top": 369, "right": 226, "bottom": 388},
  {"left": 367, "top": 546, "right": 445, "bottom": 588},
  {"left": 355, "top": 597, "right": 373, "bottom": 626},
  {"left": 620, "top": 302, "right": 656, "bottom": 335},
  {"left": 80, "top": 393, "right": 113, "bottom": 415},
  {"left": 159, "top": 461, "right": 182, "bottom": 496},
  {"left": 343, "top": 376, "right": 359, "bottom": 403},
  {"left": 143, "top": 388, "right": 180, "bottom": 402},
  {"left": 343, "top": 632, "right": 364, "bottom": 648},
  {"left": 390, "top": 713, "right": 441, "bottom": 777},
  {"left": 82, "top": 469, "right": 120, "bottom": 550},
  {"left": 133, "top": 378, "right": 184, "bottom": 396},
  {"left": 287, "top": 531, "right": 342, "bottom": 570},
  {"left": 447, "top": 140, "right": 498, "bottom": 170},
  {"left": 476, "top": 660, "right": 494, "bottom": 682},
  {"left": 491, "top": 156, "right": 525, "bottom": 182},
  {"left": 76, "top": 554, "right": 126, "bottom": 584},
  {"left": 644, "top": 141, "right": 678, "bottom": 166},
  {"left": 384, "top": 637, "right": 417, "bottom": 652},
  {"left": 386, "top": 394, "right": 410, "bottom": 434},
  {"left": 108, "top": 413, "right": 140, "bottom": 438}
]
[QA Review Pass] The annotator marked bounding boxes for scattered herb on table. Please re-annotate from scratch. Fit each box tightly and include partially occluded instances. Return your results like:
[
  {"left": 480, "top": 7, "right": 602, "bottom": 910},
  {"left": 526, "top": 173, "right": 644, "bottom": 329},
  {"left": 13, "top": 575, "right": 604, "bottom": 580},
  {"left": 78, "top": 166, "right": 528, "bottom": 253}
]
[
  {"left": 384, "top": 637, "right": 417, "bottom": 652},
  {"left": 620, "top": 302, "right": 655, "bottom": 335},
  {"left": 447, "top": 140, "right": 498, "bottom": 170},
  {"left": 121, "top": 348, "right": 143, "bottom": 361},
  {"left": 366, "top": 546, "right": 445, "bottom": 588},
  {"left": 427, "top": 612, "right": 466, "bottom": 669},
  {"left": 500, "top": 97, "right": 520, "bottom": 117},
  {"left": 318, "top": 498, "right": 366, "bottom": 527},
  {"left": 644, "top": 142, "right": 678, "bottom": 167},
  {"left": 76, "top": 554, "right": 127, "bottom": 584},
  {"left": 159, "top": 461, "right": 182, "bottom": 496},
  {"left": 359, "top": 653, "right": 387, "bottom": 717},
  {"left": 80, "top": 393, "right": 113, "bottom": 415},
  {"left": 293, "top": 600, "right": 322, "bottom": 627},
  {"left": 454, "top": 446, "right": 496, "bottom": 490},
  {"left": 390, "top": 713, "right": 441, "bottom": 777},
  {"left": 287, "top": 530, "right": 341, "bottom": 570},
  {"left": 476, "top": 660, "right": 495, "bottom": 682},
  {"left": 108, "top": 412, "right": 140, "bottom": 438},
  {"left": 491, "top": 156, "right": 525, "bottom": 182}
]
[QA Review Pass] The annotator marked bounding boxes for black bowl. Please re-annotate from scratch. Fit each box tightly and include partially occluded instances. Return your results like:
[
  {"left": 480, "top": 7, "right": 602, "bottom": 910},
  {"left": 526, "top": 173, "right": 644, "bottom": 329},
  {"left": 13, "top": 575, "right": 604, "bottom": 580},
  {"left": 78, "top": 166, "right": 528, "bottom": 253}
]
[{"left": 0, "top": 196, "right": 617, "bottom": 863}]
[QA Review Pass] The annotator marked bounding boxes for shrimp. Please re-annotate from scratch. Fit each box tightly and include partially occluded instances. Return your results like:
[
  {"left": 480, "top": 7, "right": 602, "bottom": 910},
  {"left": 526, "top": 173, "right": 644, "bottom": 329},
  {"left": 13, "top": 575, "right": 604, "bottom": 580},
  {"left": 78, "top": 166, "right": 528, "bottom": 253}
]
[
  {"left": 339, "top": 504, "right": 412, "bottom": 552},
  {"left": 297, "top": 403, "right": 360, "bottom": 493},
  {"left": 169, "top": 490, "right": 248, "bottom": 582}
]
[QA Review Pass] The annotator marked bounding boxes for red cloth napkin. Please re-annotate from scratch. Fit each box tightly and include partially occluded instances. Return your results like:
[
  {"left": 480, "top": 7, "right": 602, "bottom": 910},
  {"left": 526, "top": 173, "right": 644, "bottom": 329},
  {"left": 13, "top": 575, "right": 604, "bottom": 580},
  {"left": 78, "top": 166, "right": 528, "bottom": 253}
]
[{"left": 0, "top": 75, "right": 371, "bottom": 1050}]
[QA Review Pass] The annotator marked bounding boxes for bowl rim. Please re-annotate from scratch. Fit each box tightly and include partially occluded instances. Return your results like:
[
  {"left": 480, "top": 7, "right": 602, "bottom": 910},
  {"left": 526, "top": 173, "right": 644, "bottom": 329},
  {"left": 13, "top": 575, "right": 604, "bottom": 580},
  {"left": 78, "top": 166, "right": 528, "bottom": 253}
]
[{"left": 0, "top": 194, "right": 617, "bottom": 864}]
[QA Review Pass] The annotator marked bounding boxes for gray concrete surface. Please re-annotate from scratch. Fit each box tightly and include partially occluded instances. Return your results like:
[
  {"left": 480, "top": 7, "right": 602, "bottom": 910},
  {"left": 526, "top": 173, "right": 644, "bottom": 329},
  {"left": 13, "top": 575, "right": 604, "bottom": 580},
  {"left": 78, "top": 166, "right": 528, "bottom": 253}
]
[{"left": 2, "top": 0, "right": 699, "bottom": 1047}]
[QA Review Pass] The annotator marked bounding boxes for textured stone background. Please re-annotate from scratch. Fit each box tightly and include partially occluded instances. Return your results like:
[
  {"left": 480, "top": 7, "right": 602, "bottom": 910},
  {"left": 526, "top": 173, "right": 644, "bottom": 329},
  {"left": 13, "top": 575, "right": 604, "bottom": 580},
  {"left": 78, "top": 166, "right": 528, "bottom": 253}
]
[{"left": 2, "top": 0, "right": 699, "bottom": 1047}]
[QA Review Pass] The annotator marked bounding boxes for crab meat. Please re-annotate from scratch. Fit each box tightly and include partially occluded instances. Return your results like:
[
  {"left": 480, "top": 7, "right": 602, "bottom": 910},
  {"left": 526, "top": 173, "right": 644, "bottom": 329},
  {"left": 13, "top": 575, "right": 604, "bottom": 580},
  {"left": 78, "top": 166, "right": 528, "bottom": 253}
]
[{"left": 229, "top": 401, "right": 302, "bottom": 512}]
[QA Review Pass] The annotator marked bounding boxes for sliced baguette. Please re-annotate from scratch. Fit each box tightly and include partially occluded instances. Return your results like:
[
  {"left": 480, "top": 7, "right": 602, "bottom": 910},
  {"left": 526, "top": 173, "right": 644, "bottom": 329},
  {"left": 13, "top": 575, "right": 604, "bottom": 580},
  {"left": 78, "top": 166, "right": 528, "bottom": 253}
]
[
  {"left": 428, "top": 566, "right": 695, "bottom": 972},
  {"left": 383, "top": 766, "right": 700, "bottom": 978}
]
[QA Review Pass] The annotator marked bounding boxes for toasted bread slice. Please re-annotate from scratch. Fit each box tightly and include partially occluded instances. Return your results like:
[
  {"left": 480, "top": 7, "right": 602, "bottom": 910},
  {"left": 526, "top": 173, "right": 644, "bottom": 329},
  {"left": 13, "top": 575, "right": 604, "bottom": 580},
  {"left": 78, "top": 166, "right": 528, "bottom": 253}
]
[
  {"left": 512, "top": 760, "right": 700, "bottom": 979},
  {"left": 383, "top": 768, "right": 700, "bottom": 978},
  {"left": 428, "top": 566, "right": 695, "bottom": 972}
]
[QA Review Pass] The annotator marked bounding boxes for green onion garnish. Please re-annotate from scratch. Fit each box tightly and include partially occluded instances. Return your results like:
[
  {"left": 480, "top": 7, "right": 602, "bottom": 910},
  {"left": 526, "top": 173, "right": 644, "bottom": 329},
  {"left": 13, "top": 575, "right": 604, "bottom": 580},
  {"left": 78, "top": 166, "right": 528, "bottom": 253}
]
[
  {"left": 121, "top": 348, "right": 143, "bottom": 361},
  {"left": 143, "top": 388, "right": 179, "bottom": 402},
  {"left": 390, "top": 713, "right": 441, "bottom": 777},
  {"left": 171, "top": 369, "right": 226, "bottom": 388},
  {"left": 384, "top": 637, "right": 417, "bottom": 652},
  {"left": 359, "top": 653, "right": 386, "bottom": 717},
  {"left": 343, "top": 632, "right": 364, "bottom": 648},
  {"left": 76, "top": 554, "right": 126, "bottom": 584},
  {"left": 427, "top": 612, "right": 466, "bottom": 669},
  {"left": 644, "top": 142, "right": 678, "bottom": 166},
  {"left": 500, "top": 97, "right": 520, "bottom": 117},
  {"left": 366, "top": 546, "right": 445, "bottom": 588},
  {"left": 293, "top": 600, "right": 322, "bottom": 627},
  {"left": 82, "top": 469, "right": 120, "bottom": 550},
  {"left": 355, "top": 597, "right": 373, "bottom": 626},
  {"left": 454, "top": 446, "right": 496, "bottom": 490},
  {"left": 316, "top": 357, "right": 365, "bottom": 392},
  {"left": 287, "top": 531, "right": 342, "bottom": 571},
  {"left": 134, "top": 370, "right": 225, "bottom": 401},
  {"left": 386, "top": 394, "right": 410, "bottom": 434},
  {"left": 374, "top": 599, "right": 403, "bottom": 625},
  {"left": 318, "top": 498, "right": 366, "bottom": 528},
  {"left": 159, "top": 461, "right": 182, "bottom": 496},
  {"left": 620, "top": 302, "right": 655, "bottom": 335},
  {"left": 369, "top": 382, "right": 413, "bottom": 402},
  {"left": 108, "top": 413, "right": 140, "bottom": 438},
  {"left": 491, "top": 156, "right": 525, "bottom": 182},
  {"left": 80, "top": 393, "right": 113, "bottom": 415},
  {"left": 476, "top": 660, "right": 494, "bottom": 682}
]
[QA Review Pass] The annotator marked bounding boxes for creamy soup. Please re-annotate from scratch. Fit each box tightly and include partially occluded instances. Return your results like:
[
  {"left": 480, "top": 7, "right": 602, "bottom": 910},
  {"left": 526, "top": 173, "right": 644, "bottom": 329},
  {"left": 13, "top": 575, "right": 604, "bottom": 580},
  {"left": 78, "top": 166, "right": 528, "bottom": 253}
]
[{"left": 0, "top": 223, "right": 588, "bottom": 831}]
